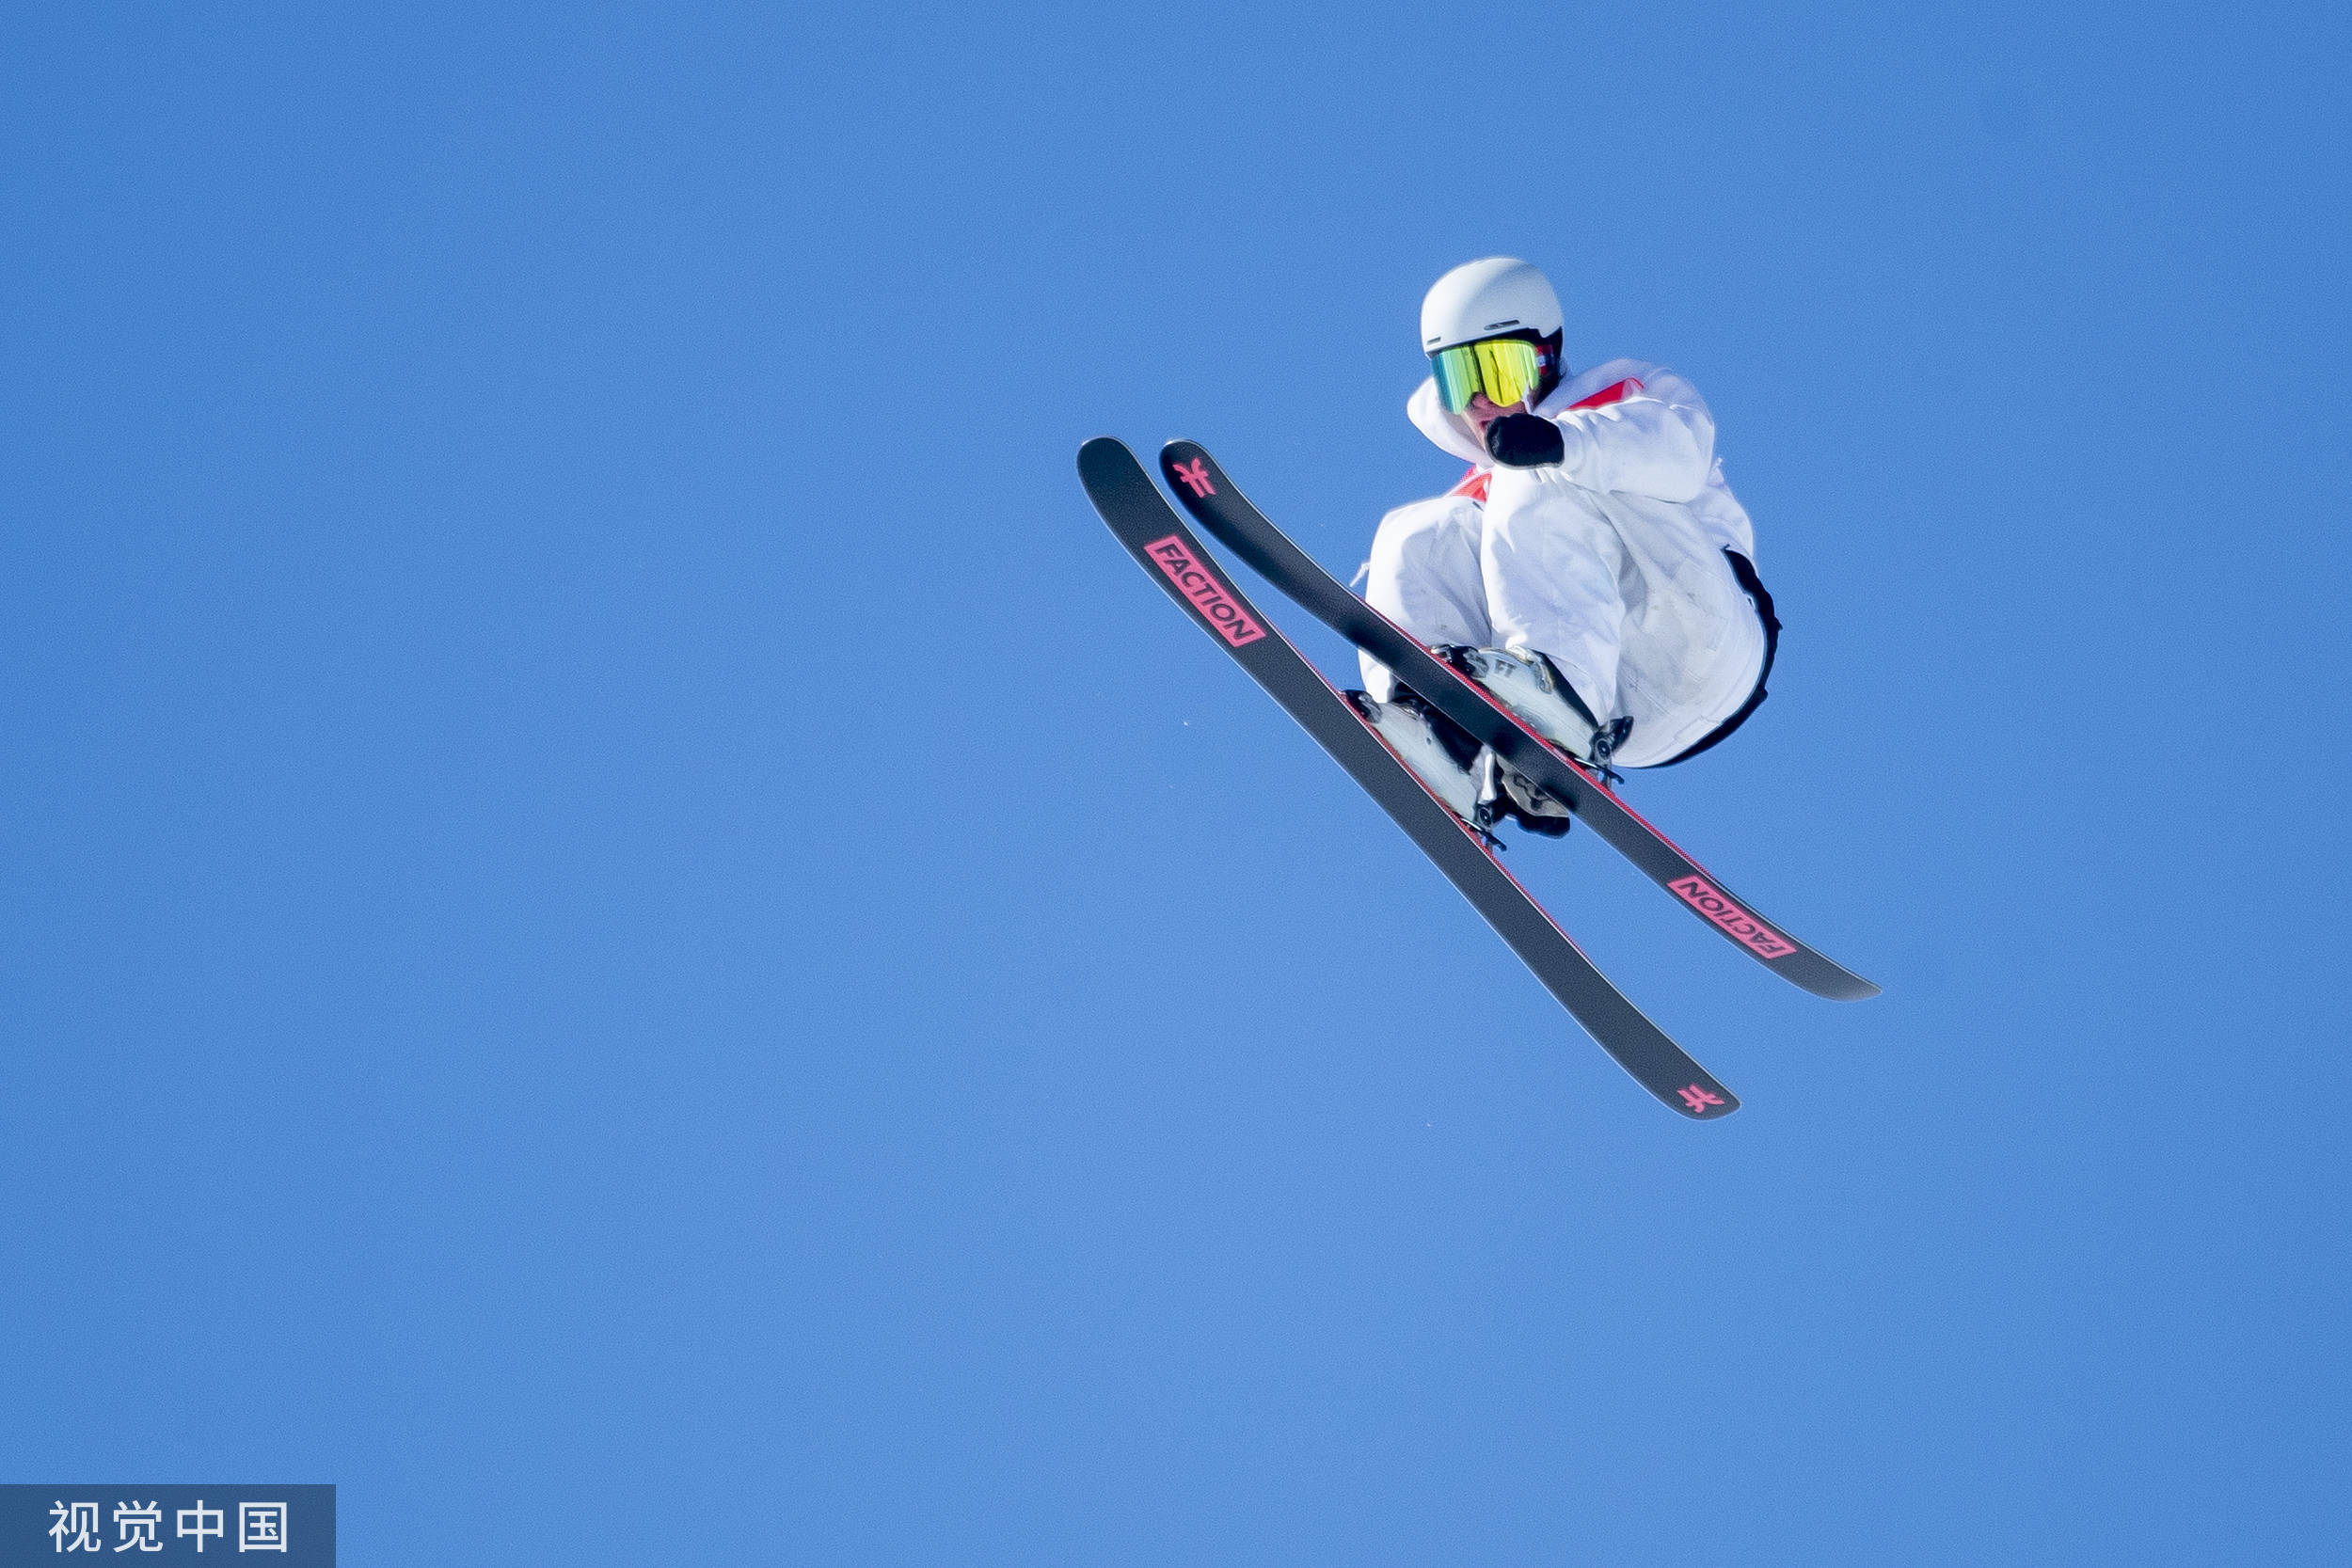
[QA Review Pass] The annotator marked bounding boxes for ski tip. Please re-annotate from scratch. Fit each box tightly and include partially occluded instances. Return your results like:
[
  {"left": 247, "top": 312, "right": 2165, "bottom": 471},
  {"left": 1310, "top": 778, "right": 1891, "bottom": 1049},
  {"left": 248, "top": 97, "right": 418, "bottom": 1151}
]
[
  {"left": 1158, "top": 440, "right": 1234, "bottom": 511},
  {"left": 1077, "top": 436, "right": 1145, "bottom": 492}
]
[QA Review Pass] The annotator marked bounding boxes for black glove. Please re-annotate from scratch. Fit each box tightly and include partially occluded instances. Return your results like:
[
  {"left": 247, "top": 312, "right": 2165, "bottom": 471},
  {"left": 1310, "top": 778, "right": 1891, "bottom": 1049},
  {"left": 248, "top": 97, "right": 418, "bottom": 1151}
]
[{"left": 1484, "top": 412, "right": 1566, "bottom": 468}]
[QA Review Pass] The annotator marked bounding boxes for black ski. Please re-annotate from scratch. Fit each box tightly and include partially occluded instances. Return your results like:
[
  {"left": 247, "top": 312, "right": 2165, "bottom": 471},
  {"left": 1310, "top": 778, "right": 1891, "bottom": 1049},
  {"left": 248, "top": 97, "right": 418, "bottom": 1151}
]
[
  {"left": 1079, "top": 437, "right": 1738, "bottom": 1120},
  {"left": 1158, "top": 439, "right": 1878, "bottom": 1004}
]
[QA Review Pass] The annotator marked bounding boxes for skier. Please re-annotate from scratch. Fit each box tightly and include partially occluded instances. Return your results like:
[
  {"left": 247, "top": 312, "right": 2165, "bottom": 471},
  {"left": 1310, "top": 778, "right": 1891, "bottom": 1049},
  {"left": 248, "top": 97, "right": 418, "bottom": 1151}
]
[{"left": 1354, "top": 257, "right": 1778, "bottom": 836}]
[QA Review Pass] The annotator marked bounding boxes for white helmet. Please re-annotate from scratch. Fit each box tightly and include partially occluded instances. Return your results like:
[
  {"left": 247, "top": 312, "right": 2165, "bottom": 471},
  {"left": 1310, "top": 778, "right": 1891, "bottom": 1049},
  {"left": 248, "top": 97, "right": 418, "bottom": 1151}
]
[{"left": 1420, "top": 257, "right": 1563, "bottom": 353}]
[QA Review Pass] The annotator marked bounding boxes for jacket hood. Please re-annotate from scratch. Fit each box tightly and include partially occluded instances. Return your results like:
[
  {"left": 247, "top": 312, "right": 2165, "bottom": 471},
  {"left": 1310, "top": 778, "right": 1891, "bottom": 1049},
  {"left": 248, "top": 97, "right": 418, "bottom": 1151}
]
[{"left": 1406, "top": 376, "right": 1492, "bottom": 466}]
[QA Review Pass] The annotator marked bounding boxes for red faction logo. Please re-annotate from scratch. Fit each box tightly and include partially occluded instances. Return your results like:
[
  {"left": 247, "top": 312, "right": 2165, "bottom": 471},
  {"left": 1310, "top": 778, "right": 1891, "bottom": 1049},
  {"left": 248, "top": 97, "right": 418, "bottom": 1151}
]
[
  {"left": 1667, "top": 875, "right": 1797, "bottom": 959},
  {"left": 1144, "top": 534, "right": 1265, "bottom": 647},
  {"left": 1678, "top": 1084, "right": 1727, "bottom": 1114},
  {"left": 1170, "top": 457, "right": 1216, "bottom": 498}
]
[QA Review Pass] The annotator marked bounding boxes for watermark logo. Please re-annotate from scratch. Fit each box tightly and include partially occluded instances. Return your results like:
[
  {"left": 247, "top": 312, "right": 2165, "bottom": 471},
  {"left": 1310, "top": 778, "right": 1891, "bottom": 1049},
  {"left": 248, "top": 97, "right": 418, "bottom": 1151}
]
[
  {"left": 1143, "top": 535, "right": 1265, "bottom": 647},
  {"left": 10, "top": 1488, "right": 331, "bottom": 1563},
  {"left": 1667, "top": 875, "right": 1796, "bottom": 959}
]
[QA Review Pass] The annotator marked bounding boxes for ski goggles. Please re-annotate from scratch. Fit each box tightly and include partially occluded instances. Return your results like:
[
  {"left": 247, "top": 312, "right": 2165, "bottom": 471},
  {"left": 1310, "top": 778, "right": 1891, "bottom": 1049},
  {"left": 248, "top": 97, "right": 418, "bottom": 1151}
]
[{"left": 1429, "top": 336, "right": 1545, "bottom": 415}]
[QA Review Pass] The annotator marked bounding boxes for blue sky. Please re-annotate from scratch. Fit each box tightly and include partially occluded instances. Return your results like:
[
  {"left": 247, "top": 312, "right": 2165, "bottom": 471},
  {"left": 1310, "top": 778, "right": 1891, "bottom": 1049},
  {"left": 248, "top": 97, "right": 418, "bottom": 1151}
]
[{"left": 4, "top": 3, "right": 2348, "bottom": 1562}]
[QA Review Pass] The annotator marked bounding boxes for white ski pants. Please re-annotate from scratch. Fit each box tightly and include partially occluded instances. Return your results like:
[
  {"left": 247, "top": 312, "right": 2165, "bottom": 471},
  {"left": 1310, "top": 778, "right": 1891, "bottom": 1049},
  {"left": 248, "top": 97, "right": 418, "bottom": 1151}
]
[{"left": 1359, "top": 467, "right": 1768, "bottom": 768}]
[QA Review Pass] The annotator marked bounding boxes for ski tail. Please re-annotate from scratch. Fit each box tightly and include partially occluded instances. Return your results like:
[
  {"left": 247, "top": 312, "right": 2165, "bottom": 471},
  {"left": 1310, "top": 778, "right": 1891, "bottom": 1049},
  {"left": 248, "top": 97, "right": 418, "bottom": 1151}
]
[{"left": 1079, "top": 436, "right": 1737, "bottom": 1119}]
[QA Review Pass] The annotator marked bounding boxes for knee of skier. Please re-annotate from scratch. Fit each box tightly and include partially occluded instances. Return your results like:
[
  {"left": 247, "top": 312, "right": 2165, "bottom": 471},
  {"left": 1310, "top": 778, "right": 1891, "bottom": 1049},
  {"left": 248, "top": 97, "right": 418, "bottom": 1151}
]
[{"left": 1365, "top": 497, "right": 1478, "bottom": 603}]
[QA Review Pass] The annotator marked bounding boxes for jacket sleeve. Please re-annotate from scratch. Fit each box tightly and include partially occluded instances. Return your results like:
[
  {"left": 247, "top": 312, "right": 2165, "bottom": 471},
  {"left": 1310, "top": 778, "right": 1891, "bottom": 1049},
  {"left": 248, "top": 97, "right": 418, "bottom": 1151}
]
[{"left": 1551, "top": 368, "right": 1716, "bottom": 503}]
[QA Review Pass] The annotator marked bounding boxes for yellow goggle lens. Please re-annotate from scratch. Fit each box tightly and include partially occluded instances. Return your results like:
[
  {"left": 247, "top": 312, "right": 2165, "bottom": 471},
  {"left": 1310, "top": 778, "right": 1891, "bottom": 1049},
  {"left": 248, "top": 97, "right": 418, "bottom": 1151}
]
[
  {"left": 1431, "top": 338, "right": 1542, "bottom": 414},
  {"left": 1474, "top": 338, "right": 1539, "bottom": 408}
]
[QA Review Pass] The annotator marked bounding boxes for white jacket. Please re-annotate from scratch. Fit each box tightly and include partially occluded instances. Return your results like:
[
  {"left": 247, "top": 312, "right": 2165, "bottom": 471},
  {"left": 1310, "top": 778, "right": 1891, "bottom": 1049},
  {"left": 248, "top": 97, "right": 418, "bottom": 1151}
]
[
  {"left": 1367, "top": 357, "right": 1770, "bottom": 767},
  {"left": 1406, "top": 357, "right": 1756, "bottom": 562}
]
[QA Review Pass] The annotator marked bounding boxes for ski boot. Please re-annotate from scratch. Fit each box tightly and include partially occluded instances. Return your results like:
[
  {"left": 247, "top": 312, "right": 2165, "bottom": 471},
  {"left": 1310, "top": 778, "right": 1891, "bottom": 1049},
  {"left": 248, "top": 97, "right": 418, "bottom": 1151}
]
[
  {"left": 1346, "top": 689, "right": 1485, "bottom": 830},
  {"left": 1350, "top": 689, "right": 1577, "bottom": 841},
  {"left": 1436, "top": 645, "right": 1633, "bottom": 779}
]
